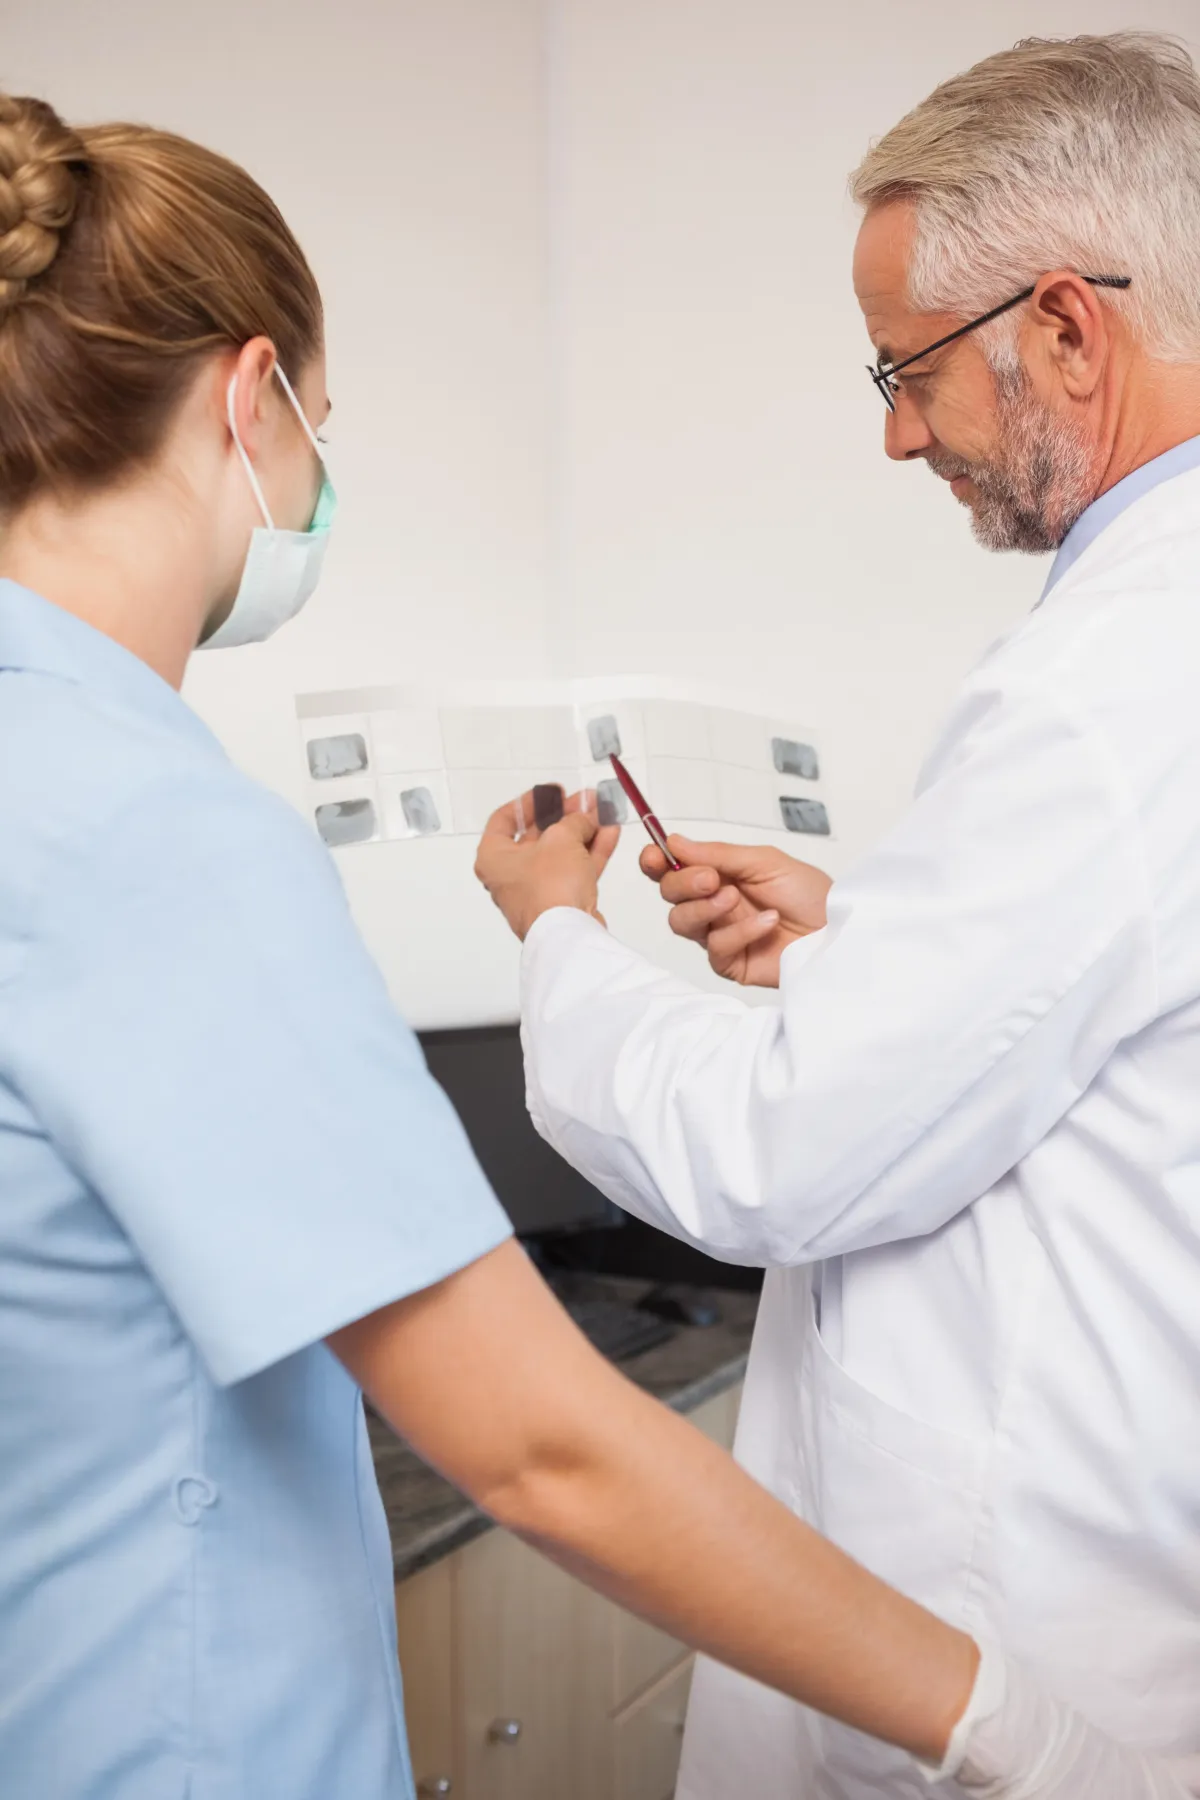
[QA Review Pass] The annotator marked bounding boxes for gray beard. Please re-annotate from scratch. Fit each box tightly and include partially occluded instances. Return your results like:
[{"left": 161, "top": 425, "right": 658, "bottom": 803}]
[{"left": 927, "top": 372, "right": 1099, "bottom": 553}]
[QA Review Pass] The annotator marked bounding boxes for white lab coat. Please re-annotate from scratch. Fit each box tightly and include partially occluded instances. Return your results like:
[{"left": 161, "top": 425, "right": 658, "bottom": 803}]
[{"left": 520, "top": 467, "right": 1200, "bottom": 1799}]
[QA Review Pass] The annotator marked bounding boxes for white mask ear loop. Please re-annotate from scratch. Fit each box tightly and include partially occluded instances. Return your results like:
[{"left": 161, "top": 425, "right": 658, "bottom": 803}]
[
  {"left": 273, "top": 363, "right": 326, "bottom": 463},
  {"left": 226, "top": 373, "right": 276, "bottom": 531}
]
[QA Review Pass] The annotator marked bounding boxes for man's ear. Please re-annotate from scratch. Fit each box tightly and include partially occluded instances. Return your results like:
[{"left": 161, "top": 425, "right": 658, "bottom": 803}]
[{"left": 1027, "top": 272, "right": 1110, "bottom": 400}]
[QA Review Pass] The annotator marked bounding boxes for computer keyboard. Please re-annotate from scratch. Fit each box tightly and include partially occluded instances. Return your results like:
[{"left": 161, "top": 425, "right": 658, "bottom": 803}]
[{"left": 562, "top": 1295, "right": 676, "bottom": 1362}]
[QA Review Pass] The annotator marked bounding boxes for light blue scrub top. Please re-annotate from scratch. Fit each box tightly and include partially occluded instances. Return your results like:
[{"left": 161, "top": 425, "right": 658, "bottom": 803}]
[{"left": 0, "top": 581, "right": 512, "bottom": 1800}]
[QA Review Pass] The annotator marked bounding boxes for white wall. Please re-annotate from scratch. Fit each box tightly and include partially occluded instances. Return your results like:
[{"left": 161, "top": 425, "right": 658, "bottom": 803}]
[
  {"left": 549, "top": 0, "right": 1200, "bottom": 868},
  {"left": 5, "top": 0, "right": 556, "bottom": 1025},
  {"left": 8, "top": 2, "right": 1200, "bottom": 1024}
]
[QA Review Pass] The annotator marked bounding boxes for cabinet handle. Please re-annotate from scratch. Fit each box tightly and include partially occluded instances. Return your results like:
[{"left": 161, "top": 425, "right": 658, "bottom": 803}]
[
  {"left": 417, "top": 1780, "right": 453, "bottom": 1797},
  {"left": 487, "top": 1718, "right": 523, "bottom": 1745}
]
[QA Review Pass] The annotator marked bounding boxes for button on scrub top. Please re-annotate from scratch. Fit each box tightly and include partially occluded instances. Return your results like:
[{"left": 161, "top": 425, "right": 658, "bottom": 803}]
[{"left": 0, "top": 580, "right": 512, "bottom": 1800}]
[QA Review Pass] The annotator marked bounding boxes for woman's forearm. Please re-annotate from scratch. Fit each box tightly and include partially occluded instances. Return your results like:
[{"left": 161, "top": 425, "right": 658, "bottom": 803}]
[
  {"left": 330, "top": 1240, "right": 976, "bottom": 1765},
  {"left": 489, "top": 1369, "right": 978, "bottom": 1764}
]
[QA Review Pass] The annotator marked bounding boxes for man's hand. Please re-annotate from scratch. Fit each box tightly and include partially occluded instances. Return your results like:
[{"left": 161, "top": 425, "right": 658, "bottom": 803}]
[
  {"left": 476, "top": 790, "right": 620, "bottom": 941},
  {"left": 640, "top": 836, "right": 832, "bottom": 987}
]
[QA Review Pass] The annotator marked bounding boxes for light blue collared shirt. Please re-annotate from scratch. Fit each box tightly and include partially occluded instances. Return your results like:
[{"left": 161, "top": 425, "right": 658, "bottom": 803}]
[
  {"left": 1042, "top": 432, "right": 1200, "bottom": 599},
  {"left": 0, "top": 581, "right": 511, "bottom": 1800}
]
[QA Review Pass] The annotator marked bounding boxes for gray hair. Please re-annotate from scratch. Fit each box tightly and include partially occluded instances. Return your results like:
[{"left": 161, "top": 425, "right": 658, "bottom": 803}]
[{"left": 850, "top": 33, "right": 1200, "bottom": 366}]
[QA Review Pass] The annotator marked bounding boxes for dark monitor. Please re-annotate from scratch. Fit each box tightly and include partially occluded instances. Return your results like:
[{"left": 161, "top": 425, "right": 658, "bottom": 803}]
[{"left": 419, "top": 1023, "right": 622, "bottom": 1239}]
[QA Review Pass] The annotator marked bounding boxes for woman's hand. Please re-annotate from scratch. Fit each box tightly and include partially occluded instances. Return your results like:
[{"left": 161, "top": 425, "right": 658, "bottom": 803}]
[
  {"left": 640, "top": 836, "right": 832, "bottom": 986},
  {"left": 941, "top": 1642, "right": 1198, "bottom": 1798},
  {"left": 475, "top": 790, "right": 620, "bottom": 942}
]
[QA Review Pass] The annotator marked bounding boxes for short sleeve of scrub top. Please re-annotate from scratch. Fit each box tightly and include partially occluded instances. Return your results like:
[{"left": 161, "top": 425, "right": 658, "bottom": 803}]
[{"left": 9, "top": 764, "right": 513, "bottom": 1387}]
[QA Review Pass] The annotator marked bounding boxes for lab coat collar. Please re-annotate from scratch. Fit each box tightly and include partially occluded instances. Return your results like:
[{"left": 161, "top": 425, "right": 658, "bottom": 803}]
[
  {"left": 1040, "top": 431, "right": 1200, "bottom": 602},
  {"left": 0, "top": 578, "right": 223, "bottom": 757}
]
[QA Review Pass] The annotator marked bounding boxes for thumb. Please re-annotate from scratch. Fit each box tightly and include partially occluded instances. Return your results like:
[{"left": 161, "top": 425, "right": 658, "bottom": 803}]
[
  {"left": 549, "top": 810, "right": 600, "bottom": 849},
  {"left": 668, "top": 835, "right": 774, "bottom": 880},
  {"left": 588, "top": 822, "right": 621, "bottom": 878}
]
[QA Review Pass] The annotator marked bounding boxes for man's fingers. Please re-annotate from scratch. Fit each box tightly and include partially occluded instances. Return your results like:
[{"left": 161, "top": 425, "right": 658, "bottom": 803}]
[
  {"left": 483, "top": 787, "right": 594, "bottom": 845},
  {"left": 667, "top": 892, "right": 739, "bottom": 943},
  {"left": 667, "top": 835, "right": 776, "bottom": 881},
  {"left": 639, "top": 845, "right": 723, "bottom": 904},
  {"left": 706, "top": 909, "right": 780, "bottom": 967},
  {"left": 643, "top": 839, "right": 764, "bottom": 894},
  {"left": 481, "top": 793, "right": 608, "bottom": 857},
  {"left": 562, "top": 791, "right": 621, "bottom": 876},
  {"left": 548, "top": 809, "right": 600, "bottom": 848},
  {"left": 588, "top": 823, "right": 621, "bottom": 876},
  {"left": 659, "top": 865, "right": 722, "bottom": 906},
  {"left": 481, "top": 796, "right": 525, "bottom": 843}
]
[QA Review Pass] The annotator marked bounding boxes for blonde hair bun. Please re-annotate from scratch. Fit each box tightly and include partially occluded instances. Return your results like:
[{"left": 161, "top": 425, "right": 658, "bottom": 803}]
[
  {"left": 0, "top": 95, "right": 86, "bottom": 312},
  {"left": 0, "top": 94, "right": 321, "bottom": 508}
]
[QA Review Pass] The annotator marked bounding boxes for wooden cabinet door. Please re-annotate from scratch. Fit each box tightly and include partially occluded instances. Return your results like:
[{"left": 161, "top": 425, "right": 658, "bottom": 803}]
[
  {"left": 395, "top": 1563, "right": 458, "bottom": 1799},
  {"left": 457, "top": 1526, "right": 613, "bottom": 1800},
  {"left": 392, "top": 1380, "right": 744, "bottom": 1799},
  {"left": 614, "top": 1661, "right": 694, "bottom": 1800}
]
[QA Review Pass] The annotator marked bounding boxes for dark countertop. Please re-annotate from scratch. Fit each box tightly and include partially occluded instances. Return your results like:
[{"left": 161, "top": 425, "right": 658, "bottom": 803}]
[{"left": 370, "top": 1281, "right": 759, "bottom": 1583}]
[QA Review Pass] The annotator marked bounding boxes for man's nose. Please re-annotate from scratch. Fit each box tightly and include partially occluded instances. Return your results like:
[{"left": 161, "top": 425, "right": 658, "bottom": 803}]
[{"left": 884, "top": 393, "right": 935, "bottom": 462}]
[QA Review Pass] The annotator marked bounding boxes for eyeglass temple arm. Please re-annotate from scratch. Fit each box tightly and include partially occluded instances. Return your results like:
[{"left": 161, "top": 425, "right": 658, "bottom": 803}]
[{"left": 875, "top": 274, "right": 1132, "bottom": 382}]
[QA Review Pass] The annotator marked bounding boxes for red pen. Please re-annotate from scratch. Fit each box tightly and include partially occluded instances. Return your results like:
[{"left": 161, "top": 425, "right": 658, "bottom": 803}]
[{"left": 609, "top": 753, "right": 682, "bottom": 870}]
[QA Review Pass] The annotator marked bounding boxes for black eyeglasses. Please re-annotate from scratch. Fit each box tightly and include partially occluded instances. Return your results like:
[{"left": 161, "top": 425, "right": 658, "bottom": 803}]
[{"left": 867, "top": 275, "right": 1132, "bottom": 412}]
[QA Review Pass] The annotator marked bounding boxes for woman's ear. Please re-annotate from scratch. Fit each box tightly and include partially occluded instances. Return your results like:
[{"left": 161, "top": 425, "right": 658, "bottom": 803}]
[{"left": 225, "top": 337, "right": 278, "bottom": 458}]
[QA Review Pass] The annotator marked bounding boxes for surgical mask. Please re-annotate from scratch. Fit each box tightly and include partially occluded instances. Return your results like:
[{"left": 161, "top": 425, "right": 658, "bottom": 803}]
[{"left": 201, "top": 364, "right": 336, "bottom": 650}]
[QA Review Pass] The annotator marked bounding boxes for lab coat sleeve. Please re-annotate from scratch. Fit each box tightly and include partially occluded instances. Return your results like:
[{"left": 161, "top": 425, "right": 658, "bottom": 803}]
[{"left": 519, "top": 672, "right": 1158, "bottom": 1265}]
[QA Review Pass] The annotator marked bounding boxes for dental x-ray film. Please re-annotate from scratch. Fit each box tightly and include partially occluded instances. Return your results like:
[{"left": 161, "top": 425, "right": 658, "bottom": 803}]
[{"left": 297, "top": 682, "right": 829, "bottom": 846}]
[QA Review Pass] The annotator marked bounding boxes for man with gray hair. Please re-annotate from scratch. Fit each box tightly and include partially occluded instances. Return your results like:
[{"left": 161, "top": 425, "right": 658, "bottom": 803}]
[{"left": 477, "top": 31, "right": 1200, "bottom": 1800}]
